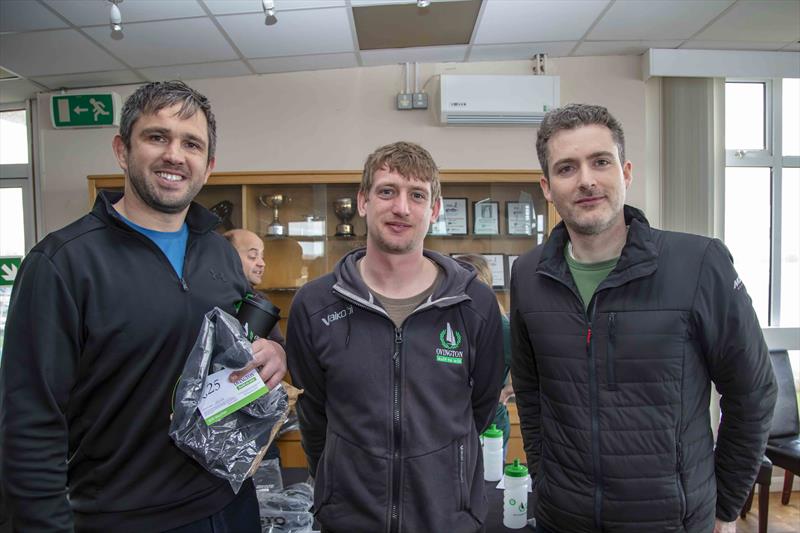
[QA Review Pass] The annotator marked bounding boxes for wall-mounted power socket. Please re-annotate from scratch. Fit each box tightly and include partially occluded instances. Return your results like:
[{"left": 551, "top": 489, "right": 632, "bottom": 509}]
[
  {"left": 412, "top": 92, "right": 428, "bottom": 109},
  {"left": 396, "top": 93, "right": 413, "bottom": 110}
]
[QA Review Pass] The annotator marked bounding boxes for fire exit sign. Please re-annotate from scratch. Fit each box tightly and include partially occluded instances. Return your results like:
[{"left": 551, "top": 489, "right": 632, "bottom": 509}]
[{"left": 50, "top": 93, "right": 121, "bottom": 128}]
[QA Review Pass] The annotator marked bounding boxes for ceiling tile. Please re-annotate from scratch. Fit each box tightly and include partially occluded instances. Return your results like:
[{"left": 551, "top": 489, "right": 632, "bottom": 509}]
[
  {"left": 204, "top": 0, "right": 345, "bottom": 15},
  {"left": 681, "top": 41, "right": 789, "bottom": 52},
  {"left": 0, "top": 29, "right": 125, "bottom": 77},
  {"left": 354, "top": 0, "right": 481, "bottom": 50},
  {"left": 0, "top": 78, "right": 46, "bottom": 104},
  {"left": 140, "top": 61, "right": 253, "bottom": 82},
  {"left": 468, "top": 42, "right": 576, "bottom": 61},
  {"left": 0, "top": 0, "right": 69, "bottom": 32},
  {"left": 250, "top": 53, "right": 358, "bottom": 73},
  {"left": 474, "top": 0, "right": 610, "bottom": 44},
  {"left": 43, "top": 0, "right": 207, "bottom": 26},
  {"left": 31, "top": 70, "right": 145, "bottom": 90},
  {"left": 360, "top": 45, "right": 467, "bottom": 65},
  {"left": 588, "top": 0, "right": 734, "bottom": 41},
  {"left": 218, "top": 8, "right": 354, "bottom": 58},
  {"left": 83, "top": 18, "right": 238, "bottom": 68},
  {"left": 574, "top": 40, "right": 683, "bottom": 57},
  {"left": 694, "top": 0, "right": 800, "bottom": 42}
]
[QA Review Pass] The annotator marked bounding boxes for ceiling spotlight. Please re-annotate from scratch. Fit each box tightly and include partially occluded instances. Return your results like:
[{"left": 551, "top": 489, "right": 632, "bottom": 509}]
[
  {"left": 417, "top": 0, "right": 431, "bottom": 7},
  {"left": 262, "top": 0, "right": 278, "bottom": 26},
  {"left": 109, "top": 0, "right": 123, "bottom": 40}
]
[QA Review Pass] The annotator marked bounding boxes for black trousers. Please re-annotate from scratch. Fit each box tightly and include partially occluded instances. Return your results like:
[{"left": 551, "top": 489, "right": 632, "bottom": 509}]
[{"left": 163, "top": 480, "right": 260, "bottom": 533}]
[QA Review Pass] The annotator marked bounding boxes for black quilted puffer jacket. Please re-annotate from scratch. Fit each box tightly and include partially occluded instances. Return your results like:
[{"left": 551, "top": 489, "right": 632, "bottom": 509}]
[{"left": 510, "top": 205, "right": 776, "bottom": 533}]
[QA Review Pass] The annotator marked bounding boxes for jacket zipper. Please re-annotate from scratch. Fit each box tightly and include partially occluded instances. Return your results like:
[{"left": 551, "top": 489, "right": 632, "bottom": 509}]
[
  {"left": 606, "top": 312, "right": 617, "bottom": 391},
  {"left": 458, "top": 442, "right": 467, "bottom": 509},
  {"left": 586, "top": 298, "right": 603, "bottom": 530},
  {"left": 389, "top": 327, "right": 403, "bottom": 533}
]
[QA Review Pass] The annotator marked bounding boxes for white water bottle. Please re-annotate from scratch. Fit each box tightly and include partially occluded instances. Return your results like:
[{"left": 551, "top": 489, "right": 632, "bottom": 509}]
[
  {"left": 503, "top": 459, "right": 530, "bottom": 529},
  {"left": 482, "top": 424, "right": 503, "bottom": 481}
]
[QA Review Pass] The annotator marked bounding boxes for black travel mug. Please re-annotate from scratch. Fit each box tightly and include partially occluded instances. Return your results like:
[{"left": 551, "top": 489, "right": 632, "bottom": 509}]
[{"left": 236, "top": 293, "right": 280, "bottom": 342}]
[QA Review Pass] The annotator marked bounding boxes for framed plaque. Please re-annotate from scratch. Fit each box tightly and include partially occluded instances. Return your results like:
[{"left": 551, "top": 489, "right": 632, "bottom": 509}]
[
  {"left": 482, "top": 254, "right": 506, "bottom": 288},
  {"left": 430, "top": 197, "right": 468, "bottom": 236},
  {"left": 506, "top": 201, "right": 534, "bottom": 236},
  {"left": 473, "top": 200, "right": 500, "bottom": 235},
  {"left": 507, "top": 255, "right": 519, "bottom": 275}
]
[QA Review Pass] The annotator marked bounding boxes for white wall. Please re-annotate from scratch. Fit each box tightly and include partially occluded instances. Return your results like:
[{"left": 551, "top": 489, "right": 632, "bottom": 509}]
[{"left": 36, "top": 55, "right": 652, "bottom": 234}]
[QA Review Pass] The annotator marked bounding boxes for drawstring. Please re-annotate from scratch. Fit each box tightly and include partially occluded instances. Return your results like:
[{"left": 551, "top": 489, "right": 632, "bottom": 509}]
[{"left": 345, "top": 314, "right": 351, "bottom": 347}]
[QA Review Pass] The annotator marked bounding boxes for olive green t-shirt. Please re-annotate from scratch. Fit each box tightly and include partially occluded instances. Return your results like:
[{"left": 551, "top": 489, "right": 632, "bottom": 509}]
[{"left": 565, "top": 244, "right": 618, "bottom": 311}]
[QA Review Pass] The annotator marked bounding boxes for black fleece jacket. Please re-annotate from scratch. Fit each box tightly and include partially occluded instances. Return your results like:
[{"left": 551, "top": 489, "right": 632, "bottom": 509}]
[
  {"left": 287, "top": 248, "right": 504, "bottom": 533},
  {"left": 510, "top": 206, "right": 777, "bottom": 533},
  {"left": 1, "top": 192, "right": 255, "bottom": 532}
]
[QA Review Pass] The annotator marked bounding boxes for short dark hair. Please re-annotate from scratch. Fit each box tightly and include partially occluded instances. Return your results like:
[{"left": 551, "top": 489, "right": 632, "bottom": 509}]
[
  {"left": 360, "top": 141, "right": 441, "bottom": 206},
  {"left": 536, "top": 103, "right": 625, "bottom": 178},
  {"left": 119, "top": 81, "right": 216, "bottom": 163}
]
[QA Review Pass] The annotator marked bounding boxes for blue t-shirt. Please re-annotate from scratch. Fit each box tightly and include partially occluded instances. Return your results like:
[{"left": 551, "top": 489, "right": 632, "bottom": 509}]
[{"left": 119, "top": 214, "right": 189, "bottom": 278}]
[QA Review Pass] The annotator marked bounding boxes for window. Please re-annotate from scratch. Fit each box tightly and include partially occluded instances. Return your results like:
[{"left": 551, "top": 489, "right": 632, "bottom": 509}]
[
  {"left": 724, "top": 79, "right": 800, "bottom": 328},
  {"left": 0, "top": 103, "right": 35, "bottom": 360}
]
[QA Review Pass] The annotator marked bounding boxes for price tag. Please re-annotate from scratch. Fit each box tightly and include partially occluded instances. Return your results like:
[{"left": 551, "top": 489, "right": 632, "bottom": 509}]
[{"left": 197, "top": 367, "right": 268, "bottom": 425}]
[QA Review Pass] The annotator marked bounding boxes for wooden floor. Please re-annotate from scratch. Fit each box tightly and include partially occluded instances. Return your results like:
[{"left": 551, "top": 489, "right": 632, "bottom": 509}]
[{"left": 738, "top": 491, "right": 800, "bottom": 533}]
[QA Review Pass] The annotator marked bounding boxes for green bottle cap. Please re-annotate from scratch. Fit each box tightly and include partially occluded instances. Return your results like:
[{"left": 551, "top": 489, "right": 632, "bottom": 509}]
[
  {"left": 504, "top": 458, "right": 529, "bottom": 478},
  {"left": 482, "top": 424, "right": 503, "bottom": 439}
]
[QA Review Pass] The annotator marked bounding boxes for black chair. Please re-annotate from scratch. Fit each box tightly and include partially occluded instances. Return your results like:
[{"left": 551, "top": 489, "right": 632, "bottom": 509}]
[
  {"left": 740, "top": 455, "right": 772, "bottom": 533},
  {"left": 764, "top": 349, "right": 800, "bottom": 505}
]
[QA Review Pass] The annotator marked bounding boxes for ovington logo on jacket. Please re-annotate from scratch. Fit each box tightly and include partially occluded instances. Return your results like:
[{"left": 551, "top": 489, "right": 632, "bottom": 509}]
[{"left": 436, "top": 322, "right": 464, "bottom": 364}]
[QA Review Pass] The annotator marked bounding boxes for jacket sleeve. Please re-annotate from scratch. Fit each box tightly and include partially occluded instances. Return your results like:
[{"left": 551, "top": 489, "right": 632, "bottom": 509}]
[
  {"left": 1, "top": 252, "right": 79, "bottom": 531},
  {"left": 285, "top": 290, "right": 327, "bottom": 478},
  {"left": 693, "top": 239, "right": 777, "bottom": 522},
  {"left": 469, "top": 283, "right": 505, "bottom": 435},
  {"left": 509, "top": 264, "right": 541, "bottom": 476}
]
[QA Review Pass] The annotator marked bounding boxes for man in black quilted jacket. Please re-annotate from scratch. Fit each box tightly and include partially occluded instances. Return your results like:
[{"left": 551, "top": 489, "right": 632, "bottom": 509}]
[{"left": 510, "top": 103, "right": 777, "bottom": 533}]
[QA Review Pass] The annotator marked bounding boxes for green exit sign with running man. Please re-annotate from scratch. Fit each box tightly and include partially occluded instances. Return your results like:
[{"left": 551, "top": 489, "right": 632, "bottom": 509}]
[{"left": 50, "top": 93, "right": 121, "bottom": 128}]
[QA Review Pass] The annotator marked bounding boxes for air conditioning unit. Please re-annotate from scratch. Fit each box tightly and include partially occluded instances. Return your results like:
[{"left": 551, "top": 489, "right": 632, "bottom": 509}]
[{"left": 438, "top": 75, "right": 559, "bottom": 126}]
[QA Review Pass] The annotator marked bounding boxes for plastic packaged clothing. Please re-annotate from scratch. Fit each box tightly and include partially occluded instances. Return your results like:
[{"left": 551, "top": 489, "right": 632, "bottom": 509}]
[{"left": 169, "top": 307, "right": 291, "bottom": 492}]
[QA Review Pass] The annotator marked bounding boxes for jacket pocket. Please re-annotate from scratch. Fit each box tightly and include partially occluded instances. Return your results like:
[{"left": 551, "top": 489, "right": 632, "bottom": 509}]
[
  {"left": 676, "top": 442, "right": 687, "bottom": 522},
  {"left": 606, "top": 312, "right": 618, "bottom": 391},
  {"left": 313, "top": 433, "right": 390, "bottom": 532},
  {"left": 402, "top": 438, "right": 485, "bottom": 533}
]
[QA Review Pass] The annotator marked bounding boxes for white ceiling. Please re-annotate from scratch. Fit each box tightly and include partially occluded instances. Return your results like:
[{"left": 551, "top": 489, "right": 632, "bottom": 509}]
[{"left": 1, "top": 0, "right": 798, "bottom": 103}]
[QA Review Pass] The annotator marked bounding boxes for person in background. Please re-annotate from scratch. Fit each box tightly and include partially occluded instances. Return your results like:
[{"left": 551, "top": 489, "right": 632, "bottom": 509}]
[
  {"left": 0, "top": 81, "right": 286, "bottom": 532},
  {"left": 456, "top": 253, "right": 514, "bottom": 459},
  {"left": 224, "top": 227, "right": 286, "bottom": 464},
  {"left": 510, "top": 103, "right": 776, "bottom": 533},
  {"left": 286, "top": 141, "right": 504, "bottom": 533}
]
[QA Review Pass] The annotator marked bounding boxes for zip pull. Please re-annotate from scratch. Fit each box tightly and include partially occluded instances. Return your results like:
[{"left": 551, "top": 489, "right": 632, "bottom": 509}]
[
  {"left": 180, "top": 278, "right": 189, "bottom": 292},
  {"left": 609, "top": 313, "right": 616, "bottom": 335},
  {"left": 395, "top": 328, "right": 403, "bottom": 344},
  {"left": 586, "top": 327, "right": 592, "bottom": 346}
]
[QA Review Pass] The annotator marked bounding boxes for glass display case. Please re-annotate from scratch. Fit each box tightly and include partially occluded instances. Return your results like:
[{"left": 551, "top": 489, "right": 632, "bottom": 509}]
[{"left": 88, "top": 170, "right": 555, "bottom": 330}]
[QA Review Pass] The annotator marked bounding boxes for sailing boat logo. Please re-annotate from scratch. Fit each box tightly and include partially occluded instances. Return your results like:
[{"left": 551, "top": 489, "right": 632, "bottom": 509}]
[{"left": 439, "top": 322, "right": 462, "bottom": 350}]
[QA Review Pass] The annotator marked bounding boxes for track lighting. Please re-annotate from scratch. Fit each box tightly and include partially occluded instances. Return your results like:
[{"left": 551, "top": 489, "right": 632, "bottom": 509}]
[
  {"left": 262, "top": 0, "right": 277, "bottom": 26},
  {"left": 109, "top": 0, "right": 123, "bottom": 40},
  {"left": 417, "top": 0, "right": 431, "bottom": 7}
]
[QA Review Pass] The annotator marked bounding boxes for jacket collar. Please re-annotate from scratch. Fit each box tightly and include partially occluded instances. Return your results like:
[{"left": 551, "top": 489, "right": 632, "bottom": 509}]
[
  {"left": 332, "top": 247, "right": 475, "bottom": 312},
  {"left": 92, "top": 190, "right": 221, "bottom": 235},
  {"left": 538, "top": 205, "right": 658, "bottom": 287}
]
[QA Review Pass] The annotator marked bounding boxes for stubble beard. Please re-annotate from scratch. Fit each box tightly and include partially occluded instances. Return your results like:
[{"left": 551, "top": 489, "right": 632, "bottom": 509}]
[{"left": 126, "top": 157, "right": 202, "bottom": 215}]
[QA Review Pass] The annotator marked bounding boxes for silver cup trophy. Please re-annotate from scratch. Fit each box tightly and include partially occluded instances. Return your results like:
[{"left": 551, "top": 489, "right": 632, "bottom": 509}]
[
  {"left": 258, "top": 193, "right": 290, "bottom": 236},
  {"left": 333, "top": 197, "right": 356, "bottom": 237}
]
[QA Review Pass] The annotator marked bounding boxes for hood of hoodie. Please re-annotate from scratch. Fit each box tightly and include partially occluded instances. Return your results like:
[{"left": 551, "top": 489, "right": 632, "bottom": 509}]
[{"left": 331, "top": 247, "right": 478, "bottom": 314}]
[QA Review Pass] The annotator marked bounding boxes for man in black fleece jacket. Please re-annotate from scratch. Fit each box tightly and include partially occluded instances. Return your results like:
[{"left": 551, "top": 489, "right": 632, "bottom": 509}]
[
  {"left": 0, "top": 81, "right": 286, "bottom": 532},
  {"left": 287, "top": 142, "right": 504, "bottom": 533},
  {"left": 510, "top": 104, "right": 776, "bottom": 533}
]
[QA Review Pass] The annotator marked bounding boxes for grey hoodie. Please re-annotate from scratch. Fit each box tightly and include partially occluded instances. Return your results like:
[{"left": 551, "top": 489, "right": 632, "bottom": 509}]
[{"left": 286, "top": 248, "right": 504, "bottom": 533}]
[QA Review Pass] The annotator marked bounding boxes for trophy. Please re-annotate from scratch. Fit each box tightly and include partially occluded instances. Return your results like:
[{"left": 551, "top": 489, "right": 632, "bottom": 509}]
[
  {"left": 258, "top": 193, "right": 290, "bottom": 236},
  {"left": 333, "top": 197, "right": 356, "bottom": 237}
]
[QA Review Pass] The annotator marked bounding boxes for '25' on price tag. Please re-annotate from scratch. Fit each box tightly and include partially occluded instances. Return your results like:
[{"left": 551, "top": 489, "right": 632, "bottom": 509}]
[{"left": 197, "top": 367, "right": 268, "bottom": 425}]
